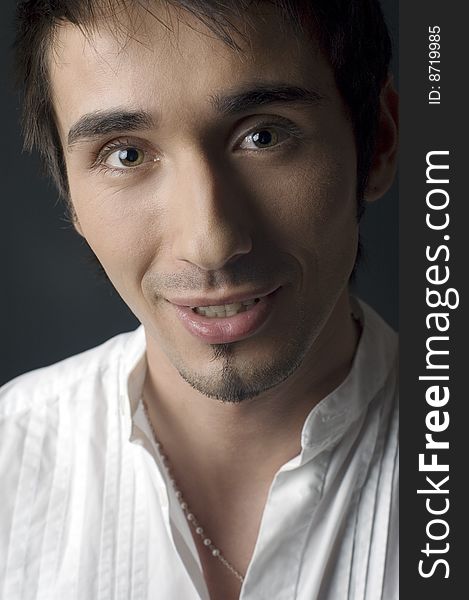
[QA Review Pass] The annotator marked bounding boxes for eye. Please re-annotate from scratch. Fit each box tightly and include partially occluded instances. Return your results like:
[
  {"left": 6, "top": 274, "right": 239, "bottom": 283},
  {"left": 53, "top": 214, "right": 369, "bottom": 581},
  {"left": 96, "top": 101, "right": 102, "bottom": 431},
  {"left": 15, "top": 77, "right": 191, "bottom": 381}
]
[
  {"left": 238, "top": 126, "right": 288, "bottom": 150},
  {"left": 105, "top": 146, "right": 146, "bottom": 168}
]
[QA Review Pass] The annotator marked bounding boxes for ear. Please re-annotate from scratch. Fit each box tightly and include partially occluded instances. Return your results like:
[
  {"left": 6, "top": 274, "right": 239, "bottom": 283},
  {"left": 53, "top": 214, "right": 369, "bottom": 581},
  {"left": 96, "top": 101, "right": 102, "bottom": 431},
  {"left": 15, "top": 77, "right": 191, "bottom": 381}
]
[
  {"left": 74, "top": 220, "right": 84, "bottom": 236},
  {"left": 364, "top": 76, "right": 399, "bottom": 202},
  {"left": 69, "top": 205, "right": 84, "bottom": 237}
]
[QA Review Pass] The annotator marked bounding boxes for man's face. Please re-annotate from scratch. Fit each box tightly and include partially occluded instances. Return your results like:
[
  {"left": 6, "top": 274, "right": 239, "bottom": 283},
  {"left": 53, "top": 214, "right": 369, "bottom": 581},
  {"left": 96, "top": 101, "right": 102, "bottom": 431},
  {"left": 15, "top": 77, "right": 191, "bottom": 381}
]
[{"left": 50, "top": 5, "right": 360, "bottom": 401}]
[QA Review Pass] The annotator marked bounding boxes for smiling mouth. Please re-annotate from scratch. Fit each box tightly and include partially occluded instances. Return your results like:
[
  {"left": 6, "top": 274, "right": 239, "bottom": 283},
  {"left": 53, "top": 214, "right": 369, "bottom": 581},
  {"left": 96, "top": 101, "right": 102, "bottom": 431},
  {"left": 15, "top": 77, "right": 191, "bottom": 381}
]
[
  {"left": 191, "top": 298, "right": 260, "bottom": 318},
  {"left": 171, "top": 288, "right": 281, "bottom": 344}
]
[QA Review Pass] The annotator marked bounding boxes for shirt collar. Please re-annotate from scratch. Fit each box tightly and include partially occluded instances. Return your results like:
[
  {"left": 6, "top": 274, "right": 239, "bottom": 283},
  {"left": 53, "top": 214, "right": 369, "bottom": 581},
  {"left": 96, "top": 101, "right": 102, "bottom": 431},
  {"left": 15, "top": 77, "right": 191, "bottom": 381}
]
[
  {"left": 118, "top": 325, "right": 147, "bottom": 440},
  {"left": 298, "top": 298, "right": 397, "bottom": 459}
]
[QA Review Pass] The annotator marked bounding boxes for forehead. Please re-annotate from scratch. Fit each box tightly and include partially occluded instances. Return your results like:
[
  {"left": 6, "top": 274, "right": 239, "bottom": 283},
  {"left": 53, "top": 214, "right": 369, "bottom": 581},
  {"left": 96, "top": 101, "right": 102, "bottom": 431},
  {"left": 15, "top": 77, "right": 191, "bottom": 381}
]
[{"left": 49, "top": 3, "right": 338, "bottom": 136}]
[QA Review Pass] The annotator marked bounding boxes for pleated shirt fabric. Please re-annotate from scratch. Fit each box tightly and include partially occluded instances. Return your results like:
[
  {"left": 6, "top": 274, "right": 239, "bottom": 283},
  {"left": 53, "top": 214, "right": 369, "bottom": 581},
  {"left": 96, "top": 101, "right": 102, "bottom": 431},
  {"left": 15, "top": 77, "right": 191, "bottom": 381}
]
[{"left": 0, "top": 300, "right": 398, "bottom": 600}]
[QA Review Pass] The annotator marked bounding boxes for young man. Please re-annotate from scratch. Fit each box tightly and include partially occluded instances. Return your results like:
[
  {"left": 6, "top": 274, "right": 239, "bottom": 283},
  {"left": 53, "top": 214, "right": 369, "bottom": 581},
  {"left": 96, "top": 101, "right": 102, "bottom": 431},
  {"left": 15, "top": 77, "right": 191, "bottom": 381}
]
[{"left": 1, "top": 1, "right": 398, "bottom": 599}]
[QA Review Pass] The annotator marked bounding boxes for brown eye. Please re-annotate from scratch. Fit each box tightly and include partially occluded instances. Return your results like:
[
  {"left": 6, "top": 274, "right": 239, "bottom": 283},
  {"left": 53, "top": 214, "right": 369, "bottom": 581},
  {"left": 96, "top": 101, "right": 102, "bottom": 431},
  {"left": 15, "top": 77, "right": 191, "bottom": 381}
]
[
  {"left": 251, "top": 129, "right": 279, "bottom": 147},
  {"left": 107, "top": 147, "right": 145, "bottom": 167},
  {"left": 119, "top": 148, "right": 144, "bottom": 166},
  {"left": 239, "top": 127, "right": 285, "bottom": 150}
]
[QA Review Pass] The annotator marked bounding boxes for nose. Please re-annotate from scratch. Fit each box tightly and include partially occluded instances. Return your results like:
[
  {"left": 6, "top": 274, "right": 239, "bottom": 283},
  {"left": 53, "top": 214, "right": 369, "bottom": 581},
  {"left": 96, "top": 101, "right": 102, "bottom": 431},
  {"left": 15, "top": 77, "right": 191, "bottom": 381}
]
[{"left": 170, "top": 154, "right": 253, "bottom": 271}]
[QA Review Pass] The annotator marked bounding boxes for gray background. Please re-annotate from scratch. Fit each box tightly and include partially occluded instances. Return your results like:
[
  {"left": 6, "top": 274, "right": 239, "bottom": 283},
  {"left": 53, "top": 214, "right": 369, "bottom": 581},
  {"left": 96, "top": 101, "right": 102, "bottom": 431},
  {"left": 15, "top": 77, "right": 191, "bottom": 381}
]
[{"left": 0, "top": 1, "right": 398, "bottom": 386}]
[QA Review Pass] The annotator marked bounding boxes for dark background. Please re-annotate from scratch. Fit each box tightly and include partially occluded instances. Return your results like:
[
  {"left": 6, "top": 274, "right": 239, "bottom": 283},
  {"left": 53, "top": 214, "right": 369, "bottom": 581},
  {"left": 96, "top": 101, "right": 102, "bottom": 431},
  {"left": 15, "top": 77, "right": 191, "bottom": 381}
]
[{"left": 0, "top": 0, "right": 398, "bottom": 386}]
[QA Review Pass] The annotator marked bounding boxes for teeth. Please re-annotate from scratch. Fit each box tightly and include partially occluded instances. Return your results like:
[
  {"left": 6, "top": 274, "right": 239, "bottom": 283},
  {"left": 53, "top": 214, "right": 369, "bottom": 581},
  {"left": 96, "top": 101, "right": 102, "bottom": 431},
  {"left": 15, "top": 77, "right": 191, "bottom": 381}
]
[{"left": 193, "top": 298, "right": 259, "bottom": 318}]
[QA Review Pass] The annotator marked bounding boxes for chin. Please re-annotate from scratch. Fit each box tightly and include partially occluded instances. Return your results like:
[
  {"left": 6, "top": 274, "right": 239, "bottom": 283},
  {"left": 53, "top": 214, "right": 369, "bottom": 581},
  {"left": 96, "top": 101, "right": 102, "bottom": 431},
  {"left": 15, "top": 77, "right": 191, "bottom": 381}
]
[{"left": 172, "top": 329, "right": 310, "bottom": 403}]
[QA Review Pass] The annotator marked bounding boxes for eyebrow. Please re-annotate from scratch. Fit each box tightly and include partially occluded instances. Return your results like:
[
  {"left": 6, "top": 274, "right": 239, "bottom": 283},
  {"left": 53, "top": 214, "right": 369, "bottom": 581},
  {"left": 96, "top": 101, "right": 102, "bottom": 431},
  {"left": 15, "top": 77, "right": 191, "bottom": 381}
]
[
  {"left": 67, "top": 110, "right": 154, "bottom": 148},
  {"left": 66, "top": 84, "right": 324, "bottom": 149},
  {"left": 209, "top": 84, "right": 324, "bottom": 115}
]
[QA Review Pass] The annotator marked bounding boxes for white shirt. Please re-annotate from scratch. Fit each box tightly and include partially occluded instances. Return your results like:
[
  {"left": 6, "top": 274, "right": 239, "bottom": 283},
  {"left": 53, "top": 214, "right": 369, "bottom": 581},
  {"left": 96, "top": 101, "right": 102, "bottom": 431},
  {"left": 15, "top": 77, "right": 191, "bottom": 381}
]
[{"left": 0, "top": 300, "right": 398, "bottom": 600}]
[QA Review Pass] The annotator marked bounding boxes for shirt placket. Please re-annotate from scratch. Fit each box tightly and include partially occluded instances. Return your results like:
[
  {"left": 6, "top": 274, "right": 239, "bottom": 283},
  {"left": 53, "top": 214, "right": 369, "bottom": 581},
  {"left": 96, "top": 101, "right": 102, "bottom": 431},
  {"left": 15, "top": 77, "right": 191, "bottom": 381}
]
[{"left": 240, "top": 451, "right": 330, "bottom": 600}]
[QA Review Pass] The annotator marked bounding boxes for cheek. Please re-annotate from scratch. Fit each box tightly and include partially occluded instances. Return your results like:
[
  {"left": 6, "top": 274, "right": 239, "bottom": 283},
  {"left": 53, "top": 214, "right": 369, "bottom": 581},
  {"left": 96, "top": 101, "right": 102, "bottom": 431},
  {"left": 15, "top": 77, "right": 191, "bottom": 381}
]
[
  {"left": 248, "top": 150, "right": 358, "bottom": 254},
  {"left": 68, "top": 177, "right": 165, "bottom": 293},
  {"left": 244, "top": 143, "right": 359, "bottom": 296}
]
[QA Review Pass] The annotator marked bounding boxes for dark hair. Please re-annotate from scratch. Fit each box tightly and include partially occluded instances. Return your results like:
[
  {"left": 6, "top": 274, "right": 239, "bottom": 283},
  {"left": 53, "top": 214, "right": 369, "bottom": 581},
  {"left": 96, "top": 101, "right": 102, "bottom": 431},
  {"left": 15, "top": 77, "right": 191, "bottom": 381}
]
[{"left": 14, "top": 0, "right": 392, "bottom": 213}]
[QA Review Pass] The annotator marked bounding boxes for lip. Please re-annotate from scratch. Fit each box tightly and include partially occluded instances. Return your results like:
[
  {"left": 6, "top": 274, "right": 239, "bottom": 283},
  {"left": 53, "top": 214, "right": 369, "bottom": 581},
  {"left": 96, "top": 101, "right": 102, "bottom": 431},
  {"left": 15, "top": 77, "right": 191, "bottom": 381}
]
[
  {"left": 170, "top": 286, "right": 281, "bottom": 344},
  {"left": 167, "top": 284, "right": 280, "bottom": 308}
]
